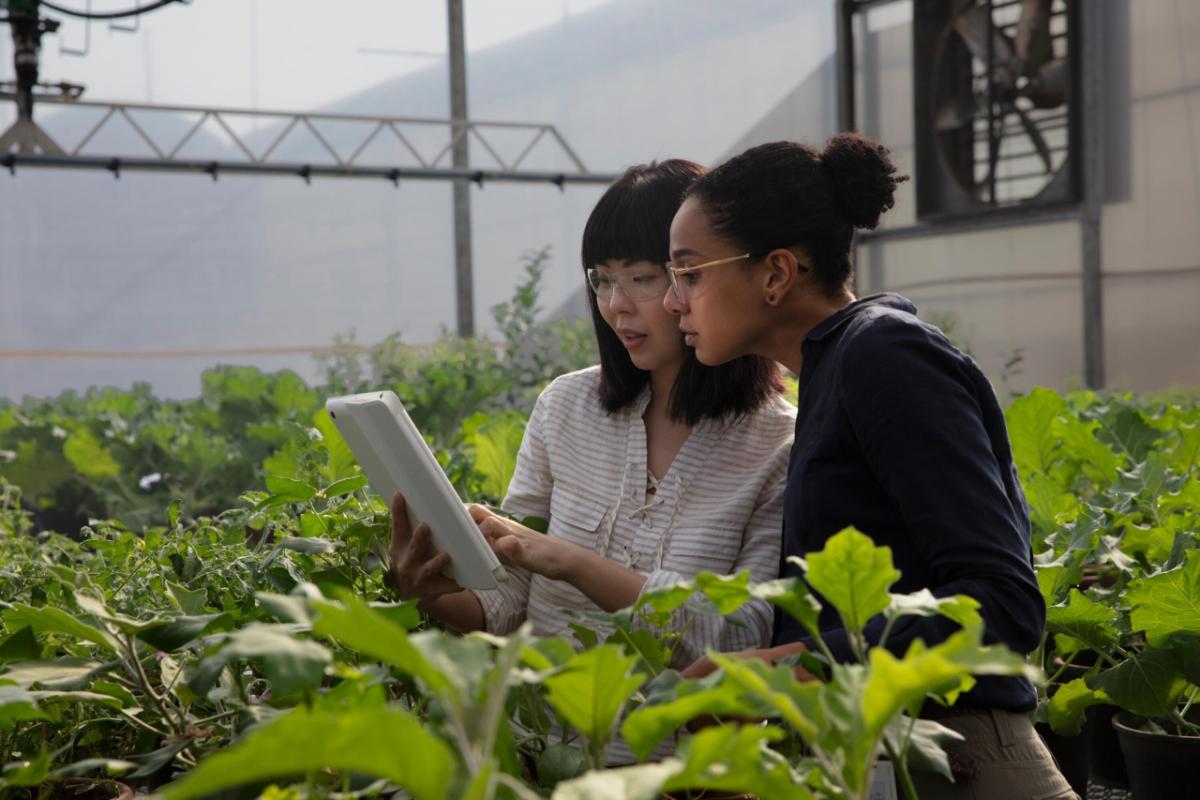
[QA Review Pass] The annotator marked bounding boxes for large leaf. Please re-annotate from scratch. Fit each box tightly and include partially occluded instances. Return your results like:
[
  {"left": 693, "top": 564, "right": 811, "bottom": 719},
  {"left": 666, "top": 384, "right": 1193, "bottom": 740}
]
[
  {"left": 543, "top": 645, "right": 644, "bottom": 747},
  {"left": 0, "top": 685, "right": 49, "bottom": 728},
  {"left": 63, "top": 428, "right": 120, "bottom": 481},
  {"left": 706, "top": 652, "right": 825, "bottom": 742},
  {"left": 2, "top": 604, "right": 117, "bottom": 652},
  {"left": 1127, "top": 552, "right": 1200, "bottom": 646},
  {"left": 805, "top": 527, "right": 899, "bottom": 634},
  {"left": 1006, "top": 388, "right": 1068, "bottom": 478},
  {"left": 551, "top": 761, "right": 683, "bottom": 800},
  {"left": 1046, "top": 677, "right": 1106, "bottom": 736},
  {"left": 621, "top": 671, "right": 762, "bottom": 761},
  {"left": 751, "top": 577, "right": 822, "bottom": 636},
  {"left": 190, "top": 624, "right": 330, "bottom": 697},
  {"left": 161, "top": 703, "right": 453, "bottom": 800},
  {"left": 310, "top": 597, "right": 454, "bottom": 701},
  {"left": 0, "top": 626, "right": 40, "bottom": 663},
  {"left": 0, "top": 659, "right": 104, "bottom": 690},
  {"left": 463, "top": 412, "right": 525, "bottom": 499},
  {"left": 1088, "top": 646, "right": 1187, "bottom": 717},
  {"left": 1045, "top": 589, "right": 1119, "bottom": 655},
  {"left": 661, "top": 725, "right": 811, "bottom": 799}
]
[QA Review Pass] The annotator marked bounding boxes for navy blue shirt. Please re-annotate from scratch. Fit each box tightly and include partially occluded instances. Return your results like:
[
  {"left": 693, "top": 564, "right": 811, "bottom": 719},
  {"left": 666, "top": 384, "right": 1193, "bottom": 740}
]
[{"left": 771, "top": 294, "right": 1043, "bottom": 711}]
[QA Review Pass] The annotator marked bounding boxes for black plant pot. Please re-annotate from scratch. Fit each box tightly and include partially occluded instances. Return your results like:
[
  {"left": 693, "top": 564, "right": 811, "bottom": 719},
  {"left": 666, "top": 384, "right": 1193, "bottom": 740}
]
[
  {"left": 1090, "top": 705, "right": 1130, "bottom": 788},
  {"left": 1035, "top": 721, "right": 1091, "bottom": 797},
  {"left": 1113, "top": 711, "right": 1200, "bottom": 799}
]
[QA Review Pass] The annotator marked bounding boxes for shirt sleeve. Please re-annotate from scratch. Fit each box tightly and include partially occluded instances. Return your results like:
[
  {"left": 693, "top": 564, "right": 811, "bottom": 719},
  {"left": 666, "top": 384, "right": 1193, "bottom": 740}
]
[
  {"left": 635, "top": 429, "right": 789, "bottom": 668},
  {"left": 469, "top": 382, "right": 556, "bottom": 634},
  {"left": 813, "top": 319, "right": 1044, "bottom": 663}
]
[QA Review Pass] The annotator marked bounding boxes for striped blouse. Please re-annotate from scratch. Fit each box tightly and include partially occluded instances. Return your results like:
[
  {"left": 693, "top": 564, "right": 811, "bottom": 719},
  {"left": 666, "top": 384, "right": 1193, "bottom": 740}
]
[{"left": 471, "top": 366, "right": 796, "bottom": 668}]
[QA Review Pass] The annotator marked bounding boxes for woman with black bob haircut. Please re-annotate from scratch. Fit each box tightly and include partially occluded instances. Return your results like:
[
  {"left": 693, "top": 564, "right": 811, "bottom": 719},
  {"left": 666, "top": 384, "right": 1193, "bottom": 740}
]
[
  {"left": 388, "top": 161, "right": 797, "bottom": 761},
  {"left": 668, "top": 135, "right": 1073, "bottom": 799},
  {"left": 583, "top": 160, "right": 784, "bottom": 424}
]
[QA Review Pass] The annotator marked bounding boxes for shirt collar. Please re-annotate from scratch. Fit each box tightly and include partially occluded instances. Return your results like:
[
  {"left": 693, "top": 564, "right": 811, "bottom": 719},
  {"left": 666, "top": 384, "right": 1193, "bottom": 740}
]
[{"left": 806, "top": 292, "right": 917, "bottom": 343}]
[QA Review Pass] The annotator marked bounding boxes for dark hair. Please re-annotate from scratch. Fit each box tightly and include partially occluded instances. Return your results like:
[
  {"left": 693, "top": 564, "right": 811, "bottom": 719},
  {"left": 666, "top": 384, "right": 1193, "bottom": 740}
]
[
  {"left": 582, "top": 160, "right": 783, "bottom": 425},
  {"left": 685, "top": 133, "right": 908, "bottom": 295}
]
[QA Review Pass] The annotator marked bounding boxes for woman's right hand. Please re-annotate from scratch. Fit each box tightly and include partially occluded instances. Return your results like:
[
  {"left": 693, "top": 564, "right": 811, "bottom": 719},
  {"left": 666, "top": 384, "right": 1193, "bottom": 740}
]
[{"left": 388, "top": 493, "right": 462, "bottom": 601}]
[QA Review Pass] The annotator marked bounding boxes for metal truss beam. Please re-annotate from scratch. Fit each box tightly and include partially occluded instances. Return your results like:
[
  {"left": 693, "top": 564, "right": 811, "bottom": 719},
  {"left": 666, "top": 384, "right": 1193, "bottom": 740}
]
[{"left": 0, "top": 94, "right": 617, "bottom": 186}]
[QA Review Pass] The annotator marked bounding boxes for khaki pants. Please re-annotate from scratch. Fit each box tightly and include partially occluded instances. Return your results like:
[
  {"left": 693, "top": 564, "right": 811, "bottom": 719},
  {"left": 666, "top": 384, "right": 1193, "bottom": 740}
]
[{"left": 909, "top": 709, "right": 1078, "bottom": 800}]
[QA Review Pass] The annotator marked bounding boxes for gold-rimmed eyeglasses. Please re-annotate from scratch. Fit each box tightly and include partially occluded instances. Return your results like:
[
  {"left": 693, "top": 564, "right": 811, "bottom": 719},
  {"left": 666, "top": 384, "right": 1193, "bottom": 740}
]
[{"left": 665, "top": 253, "right": 752, "bottom": 301}]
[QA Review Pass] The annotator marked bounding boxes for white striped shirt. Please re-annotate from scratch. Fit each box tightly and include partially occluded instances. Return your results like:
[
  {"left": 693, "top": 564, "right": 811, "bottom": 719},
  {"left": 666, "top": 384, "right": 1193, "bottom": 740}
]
[{"left": 472, "top": 365, "right": 795, "bottom": 666}]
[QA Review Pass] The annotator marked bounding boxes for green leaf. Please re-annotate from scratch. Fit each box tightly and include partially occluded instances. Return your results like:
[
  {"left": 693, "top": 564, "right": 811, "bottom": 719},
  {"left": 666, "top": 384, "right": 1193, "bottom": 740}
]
[
  {"left": 1, "top": 749, "right": 50, "bottom": 787},
  {"left": 51, "top": 757, "right": 136, "bottom": 778},
  {"left": 882, "top": 716, "right": 962, "bottom": 783},
  {"left": 191, "top": 624, "right": 330, "bottom": 697},
  {"left": 621, "top": 672, "right": 761, "bottom": 761},
  {"left": 0, "top": 685, "right": 50, "bottom": 728},
  {"left": 537, "top": 743, "right": 588, "bottom": 788},
  {"left": 279, "top": 536, "right": 337, "bottom": 555},
  {"left": 1036, "top": 564, "right": 1084, "bottom": 607},
  {"left": 662, "top": 725, "right": 810, "bottom": 799},
  {"left": 706, "top": 652, "right": 825, "bottom": 742},
  {"left": 0, "top": 626, "right": 40, "bottom": 663},
  {"left": 313, "top": 409, "right": 358, "bottom": 483},
  {"left": 310, "top": 597, "right": 456, "bottom": 702},
  {"left": 543, "top": 645, "right": 644, "bottom": 748},
  {"left": 0, "top": 659, "right": 104, "bottom": 690},
  {"left": 167, "top": 581, "right": 208, "bottom": 615},
  {"left": 1045, "top": 589, "right": 1119, "bottom": 655},
  {"left": 1127, "top": 552, "right": 1200, "bottom": 647},
  {"left": 1025, "top": 472, "right": 1080, "bottom": 535},
  {"left": 135, "top": 613, "right": 233, "bottom": 652},
  {"left": 694, "top": 571, "right": 753, "bottom": 615},
  {"left": 63, "top": 428, "right": 120, "bottom": 481},
  {"left": 464, "top": 413, "right": 525, "bottom": 499},
  {"left": 1088, "top": 647, "right": 1187, "bottom": 717},
  {"left": 264, "top": 475, "right": 317, "bottom": 504},
  {"left": 885, "top": 590, "right": 981, "bottom": 629},
  {"left": 2, "top": 604, "right": 117, "bottom": 652},
  {"left": 805, "top": 527, "right": 899, "bottom": 634},
  {"left": 1006, "top": 388, "right": 1068, "bottom": 477},
  {"left": 161, "top": 703, "right": 453, "bottom": 800},
  {"left": 321, "top": 474, "right": 368, "bottom": 497},
  {"left": 750, "top": 578, "right": 822, "bottom": 637},
  {"left": 551, "top": 761, "right": 682, "bottom": 800},
  {"left": 1046, "top": 677, "right": 1106, "bottom": 736},
  {"left": 864, "top": 625, "right": 1033, "bottom": 739}
]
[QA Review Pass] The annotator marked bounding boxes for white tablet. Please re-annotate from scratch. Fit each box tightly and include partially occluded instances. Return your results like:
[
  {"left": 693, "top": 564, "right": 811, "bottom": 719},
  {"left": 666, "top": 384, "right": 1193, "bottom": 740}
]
[{"left": 324, "top": 391, "right": 508, "bottom": 590}]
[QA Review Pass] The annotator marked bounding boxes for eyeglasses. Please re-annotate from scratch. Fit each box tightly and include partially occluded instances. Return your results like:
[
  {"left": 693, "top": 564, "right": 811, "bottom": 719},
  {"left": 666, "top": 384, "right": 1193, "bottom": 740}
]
[
  {"left": 586, "top": 266, "right": 670, "bottom": 304},
  {"left": 665, "top": 253, "right": 753, "bottom": 301}
]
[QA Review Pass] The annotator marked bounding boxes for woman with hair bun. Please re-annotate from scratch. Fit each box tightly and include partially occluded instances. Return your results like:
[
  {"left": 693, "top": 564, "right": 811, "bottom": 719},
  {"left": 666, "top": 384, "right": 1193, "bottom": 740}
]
[{"left": 668, "top": 135, "right": 1074, "bottom": 799}]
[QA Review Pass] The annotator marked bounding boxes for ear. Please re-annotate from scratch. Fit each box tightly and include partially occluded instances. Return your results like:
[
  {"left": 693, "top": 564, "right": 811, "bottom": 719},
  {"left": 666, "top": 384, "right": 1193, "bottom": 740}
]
[{"left": 761, "top": 248, "right": 803, "bottom": 305}]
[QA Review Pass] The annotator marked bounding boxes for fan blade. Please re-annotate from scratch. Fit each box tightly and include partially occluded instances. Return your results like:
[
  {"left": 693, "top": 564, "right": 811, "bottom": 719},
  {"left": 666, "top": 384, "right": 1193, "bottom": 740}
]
[
  {"left": 1015, "top": 0, "right": 1054, "bottom": 73},
  {"left": 1013, "top": 104, "right": 1055, "bottom": 174},
  {"left": 953, "top": 3, "right": 1019, "bottom": 89},
  {"left": 936, "top": 94, "right": 980, "bottom": 131},
  {"left": 1021, "top": 58, "right": 1067, "bottom": 109}
]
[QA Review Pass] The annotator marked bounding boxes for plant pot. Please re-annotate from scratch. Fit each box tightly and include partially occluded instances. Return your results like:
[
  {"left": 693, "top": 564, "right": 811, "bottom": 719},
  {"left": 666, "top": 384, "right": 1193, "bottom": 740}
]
[
  {"left": 1090, "top": 705, "right": 1130, "bottom": 788},
  {"left": 1113, "top": 711, "right": 1200, "bottom": 799},
  {"left": 1035, "top": 721, "right": 1090, "bottom": 797}
]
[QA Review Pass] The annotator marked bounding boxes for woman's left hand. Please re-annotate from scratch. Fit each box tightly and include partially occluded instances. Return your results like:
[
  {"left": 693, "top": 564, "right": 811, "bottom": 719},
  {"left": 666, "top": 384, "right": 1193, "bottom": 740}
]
[{"left": 467, "top": 504, "right": 583, "bottom": 581}]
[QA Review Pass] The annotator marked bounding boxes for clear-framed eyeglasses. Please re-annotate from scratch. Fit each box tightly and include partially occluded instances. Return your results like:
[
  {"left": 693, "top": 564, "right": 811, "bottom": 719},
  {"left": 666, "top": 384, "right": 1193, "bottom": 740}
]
[
  {"left": 664, "top": 253, "right": 753, "bottom": 301},
  {"left": 586, "top": 265, "right": 671, "bottom": 304}
]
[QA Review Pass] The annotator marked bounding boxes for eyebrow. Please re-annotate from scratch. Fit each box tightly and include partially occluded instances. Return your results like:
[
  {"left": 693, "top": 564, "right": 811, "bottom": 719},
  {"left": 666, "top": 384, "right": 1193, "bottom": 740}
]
[{"left": 669, "top": 248, "right": 704, "bottom": 260}]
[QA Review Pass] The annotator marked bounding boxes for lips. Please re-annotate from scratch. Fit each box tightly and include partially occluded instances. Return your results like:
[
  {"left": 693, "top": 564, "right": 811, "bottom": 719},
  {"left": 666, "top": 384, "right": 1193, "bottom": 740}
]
[{"left": 617, "top": 329, "right": 647, "bottom": 348}]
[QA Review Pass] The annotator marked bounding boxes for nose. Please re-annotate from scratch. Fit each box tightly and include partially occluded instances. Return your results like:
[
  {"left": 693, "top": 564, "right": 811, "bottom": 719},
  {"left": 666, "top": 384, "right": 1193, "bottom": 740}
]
[
  {"left": 607, "top": 282, "right": 636, "bottom": 313},
  {"left": 662, "top": 285, "right": 687, "bottom": 316}
]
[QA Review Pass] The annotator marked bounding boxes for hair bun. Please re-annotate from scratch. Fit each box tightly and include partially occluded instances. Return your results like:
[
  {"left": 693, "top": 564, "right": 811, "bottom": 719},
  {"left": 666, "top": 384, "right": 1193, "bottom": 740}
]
[{"left": 820, "top": 132, "right": 907, "bottom": 230}]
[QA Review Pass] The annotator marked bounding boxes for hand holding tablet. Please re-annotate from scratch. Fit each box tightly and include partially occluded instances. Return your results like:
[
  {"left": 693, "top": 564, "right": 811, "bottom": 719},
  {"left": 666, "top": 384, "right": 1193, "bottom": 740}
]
[{"left": 325, "top": 391, "right": 508, "bottom": 590}]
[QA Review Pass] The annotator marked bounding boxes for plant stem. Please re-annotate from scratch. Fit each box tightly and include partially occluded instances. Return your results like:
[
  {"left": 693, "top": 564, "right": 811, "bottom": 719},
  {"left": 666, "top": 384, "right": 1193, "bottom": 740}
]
[{"left": 883, "top": 736, "right": 920, "bottom": 800}]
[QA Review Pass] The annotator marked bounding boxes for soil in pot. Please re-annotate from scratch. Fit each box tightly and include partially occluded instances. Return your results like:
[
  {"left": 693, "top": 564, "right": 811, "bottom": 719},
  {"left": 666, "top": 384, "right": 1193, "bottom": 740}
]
[{"left": 1112, "top": 710, "right": 1200, "bottom": 799}]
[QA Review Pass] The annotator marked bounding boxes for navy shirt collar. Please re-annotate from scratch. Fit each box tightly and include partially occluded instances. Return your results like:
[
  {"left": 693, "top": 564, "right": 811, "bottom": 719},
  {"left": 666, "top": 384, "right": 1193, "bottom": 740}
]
[{"left": 807, "top": 293, "right": 918, "bottom": 343}]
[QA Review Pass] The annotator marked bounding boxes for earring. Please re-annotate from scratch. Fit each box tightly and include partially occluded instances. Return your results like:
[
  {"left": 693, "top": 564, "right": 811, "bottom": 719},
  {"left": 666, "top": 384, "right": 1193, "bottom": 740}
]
[{"left": 767, "top": 294, "right": 776, "bottom": 304}]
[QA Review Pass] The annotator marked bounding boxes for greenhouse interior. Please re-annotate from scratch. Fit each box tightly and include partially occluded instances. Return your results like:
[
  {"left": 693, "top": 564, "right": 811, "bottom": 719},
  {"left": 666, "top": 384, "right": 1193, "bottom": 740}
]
[{"left": 1, "top": 1, "right": 1198, "bottom": 799}]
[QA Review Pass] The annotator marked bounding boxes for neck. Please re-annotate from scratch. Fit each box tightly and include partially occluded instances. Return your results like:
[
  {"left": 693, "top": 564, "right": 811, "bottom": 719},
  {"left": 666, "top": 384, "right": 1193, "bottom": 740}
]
[
  {"left": 758, "top": 289, "right": 856, "bottom": 374},
  {"left": 646, "top": 361, "right": 682, "bottom": 420}
]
